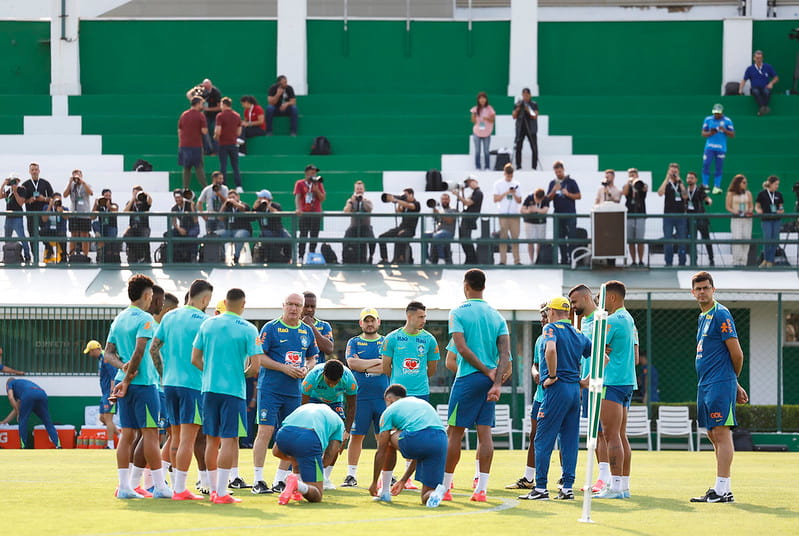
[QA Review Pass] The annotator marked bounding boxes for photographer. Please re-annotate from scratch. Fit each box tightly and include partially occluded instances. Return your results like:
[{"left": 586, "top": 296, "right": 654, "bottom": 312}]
[
  {"left": 40, "top": 193, "right": 68, "bottom": 264},
  {"left": 254, "top": 189, "right": 290, "bottom": 263},
  {"left": 685, "top": 171, "right": 715, "bottom": 267},
  {"left": 512, "top": 88, "right": 539, "bottom": 170},
  {"left": 22, "top": 162, "right": 53, "bottom": 261},
  {"left": 123, "top": 185, "right": 153, "bottom": 263},
  {"left": 63, "top": 169, "right": 93, "bottom": 258},
  {"left": 594, "top": 169, "right": 621, "bottom": 205},
  {"left": 166, "top": 188, "right": 200, "bottom": 262},
  {"left": 294, "top": 164, "right": 326, "bottom": 261},
  {"left": 196, "top": 171, "right": 228, "bottom": 235},
  {"left": 3, "top": 173, "right": 31, "bottom": 263},
  {"left": 754, "top": 175, "right": 785, "bottom": 268},
  {"left": 343, "top": 180, "right": 375, "bottom": 264},
  {"left": 453, "top": 175, "right": 483, "bottom": 264},
  {"left": 378, "top": 188, "right": 420, "bottom": 264},
  {"left": 622, "top": 168, "right": 648, "bottom": 266},
  {"left": 546, "top": 160, "right": 582, "bottom": 265},
  {"left": 92, "top": 189, "right": 119, "bottom": 262},
  {"left": 657, "top": 163, "right": 688, "bottom": 267},
  {"left": 520, "top": 188, "right": 549, "bottom": 264},
  {"left": 493, "top": 163, "right": 522, "bottom": 265},
  {"left": 423, "top": 192, "right": 458, "bottom": 264},
  {"left": 220, "top": 190, "right": 252, "bottom": 265},
  {"left": 185, "top": 78, "right": 221, "bottom": 155}
]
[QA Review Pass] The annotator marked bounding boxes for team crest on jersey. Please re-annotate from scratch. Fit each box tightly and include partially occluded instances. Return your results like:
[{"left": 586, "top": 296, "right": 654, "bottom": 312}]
[
  {"left": 260, "top": 409, "right": 267, "bottom": 419},
  {"left": 300, "top": 336, "right": 309, "bottom": 347},
  {"left": 403, "top": 357, "right": 420, "bottom": 372},
  {"left": 417, "top": 343, "right": 426, "bottom": 355},
  {"left": 285, "top": 351, "right": 302, "bottom": 367}
]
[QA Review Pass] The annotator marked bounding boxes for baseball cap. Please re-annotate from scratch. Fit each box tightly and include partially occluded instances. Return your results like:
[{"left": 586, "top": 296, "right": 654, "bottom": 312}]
[
  {"left": 215, "top": 300, "right": 226, "bottom": 314},
  {"left": 546, "top": 297, "right": 571, "bottom": 311},
  {"left": 83, "top": 340, "right": 102, "bottom": 353},
  {"left": 712, "top": 103, "right": 724, "bottom": 114},
  {"left": 256, "top": 189, "right": 273, "bottom": 199},
  {"left": 359, "top": 307, "right": 380, "bottom": 321},
  {"left": 305, "top": 164, "right": 320, "bottom": 172}
]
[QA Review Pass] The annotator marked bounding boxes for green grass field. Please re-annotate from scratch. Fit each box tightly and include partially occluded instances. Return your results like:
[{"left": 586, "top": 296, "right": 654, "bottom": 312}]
[{"left": 2, "top": 449, "right": 796, "bottom": 535}]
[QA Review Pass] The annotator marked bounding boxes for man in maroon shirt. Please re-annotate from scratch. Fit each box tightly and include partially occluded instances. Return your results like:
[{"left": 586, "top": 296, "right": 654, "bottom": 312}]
[
  {"left": 238, "top": 95, "right": 266, "bottom": 155},
  {"left": 178, "top": 97, "right": 209, "bottom": 188},
  {"left": 214, "top": 97, "right": 243, "bottom": 193},
  {"left": 294, "top": 164, "right": 326, "bottom": 261}
]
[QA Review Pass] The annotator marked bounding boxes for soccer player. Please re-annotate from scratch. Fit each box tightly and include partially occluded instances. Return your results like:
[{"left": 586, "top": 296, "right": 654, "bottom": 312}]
[
  {"left": 381, "top": 301, "right": 439, "bottom": 402},
  {"left": 252, "top": 293, "right": 319, "bottom": 494},
  {"left": 690, "top": 271, "right": 748, "bottom": 503},
  {"left": 84, "top": 340, "right": 118, "bottom": 449},
  {"left": 301, "top": 360, "right": 357, "bottom": 489},
  {"left": 520, "top": 297, "right": 591, "bottom": 501},
  {"left": 344, "top": 307, "right": 387, "bottom": 487},
  {"left": 302, "top": 291, "right": 334, "bottom": 361},
  {"left": 151, "top": 279, "right": 213, "bottom": 500},
  {"left": 192, "top": 287, "right": 262, "bottom": 504},
  {"left": 593, "top": 280, "right": 639, "bottom": 499},
  {"left": 273, "top": 403, "right": 344, "bottom": 504},
  {"left": 369, "top": 384, "right": 448, "bottom": 507},
  {"left": 0, "top": 378, "right": 60, "bottom": 448},
  {"left": 443, "top": 269, "right": 510, "bottom": 502},
  {"left": 105, "top": 274, "right": 172, "bottom": 499}
]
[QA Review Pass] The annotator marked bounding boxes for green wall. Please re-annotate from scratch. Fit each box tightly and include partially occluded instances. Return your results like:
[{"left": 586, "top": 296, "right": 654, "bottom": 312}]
[
  {"left": 538, "top": 21, "right": 723, "bottom": 96},
  {"left": 753, "top": 20, "right": 799, "bottom": 93},
  {"left": 79, "top": 20, "right": 277, "bottom": 94},
  {"left": 306, "top": 20, "right": 509, "bottom": 94},
  {"left": 0, "top": 21, "right": 50, "bottom": 94}
]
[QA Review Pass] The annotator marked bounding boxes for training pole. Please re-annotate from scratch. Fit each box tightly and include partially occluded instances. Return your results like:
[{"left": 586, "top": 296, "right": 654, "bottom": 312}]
[{"left": 579, "top": 283, "right": 608, "bottom": 523}]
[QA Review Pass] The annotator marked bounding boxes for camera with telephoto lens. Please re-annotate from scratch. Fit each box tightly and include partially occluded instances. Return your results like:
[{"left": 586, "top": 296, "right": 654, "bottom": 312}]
[
  {"left": 72, "top": 175, "right": 80, "bottom": 184},
  {"left": 633, "top": 179, "right": 646, "bottom": 192},
  {"left": 426, "top": 199, "right": 438, "bottom": 209},
  {"left": 97, "top": 197, "right": 108, "bottom": 208},
  {"left": 136, "top": 191, "right": 148, "bottom": 203},
  {"left": 182, "top": 189, "right": 194, "bottom": 201},
  {"left": 381, "top": 193, "right": 407, "bottom": 203},
  {"left": 212, "top": 184, "right": 221, "bottom": 192},
  {"left": 354, "top": 194, "right": 363, "bottom": 203},
  {"left": 52, "top": 199, "right": 62, "bottom": 208},
  {"left": 8, "top": 178, "right": 19, "bottom": 186}
]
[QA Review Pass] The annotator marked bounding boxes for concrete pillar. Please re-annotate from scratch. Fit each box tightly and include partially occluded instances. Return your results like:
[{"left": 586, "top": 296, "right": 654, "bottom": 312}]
[
  {"left": 508, "top": 0, "right": 538, "bottom": 97},
  {"left": 276, "top": 0, "right": 307, "bottom": 95},
  {"left": 49, "top": 0, "right": 81, "bottom": 100},
  {"left": 722, "top": 18, "right": 753, "bottom": 95},
  {"left": 748, "top": 0, "right": 769, "bottom": 18}
]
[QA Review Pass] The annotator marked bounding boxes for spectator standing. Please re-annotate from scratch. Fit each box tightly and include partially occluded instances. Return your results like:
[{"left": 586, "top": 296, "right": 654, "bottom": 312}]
[
  {"left": 739, "top": 50, "right": 779, "bottom": 116},
  {"left": 343, "top": 180, "right": 375, "bottom": 264},
  {"left": 594, "top": 169, "right": 622, "bottom": 205},
  {"left": 378, "top": 188, "right": 420, "bottom": 264},
  {"left": 754, "top": 175, "right": 785, "bottom": 268},
  {"left": 178, "top": 97, "right": 209, "bottom": 189},
  {"left": 635, "top": 353, "right": 659, "bottom": 404},
  {"left": 512, "top": 88, "right": 539, "bottom": 170},
  {"left": 622, "top": 168, "right": 647, "bottom": 267},
  {"left": 220, "top": 190, "right": 252, "bottom": 265},
  {"left": 701, "top": 104, "right": 735, "bottom": 195},
  {"left": 725, "top": 174, "right": 753, "bottom": 266},
  {"left": 493, "top": 163, "right": 522, "bottom": 265},
  {"left": 214, "top": 97, "right": 243, "bottom": 194},
  {"left": 266, "top": 75, "right": 298, "bottom": 136},
  {"left": 40, "top": 193, "right": 68, "bottom": 264},
  {"left": 470, "top": 92, "right": 496, "bottom": 170},
  {"left": 238, "top": 95, "right": 266, "bottom": 155},
  {"left": 657, "top": 163, "right": 688, "bottom": 267},
  {"left": 294, "top": 165, "right": 326, "bottom": 261},
  {"left": 254, "top": 190, "right": 290, "bottom": 263},
  {"left": 22, "top": 162, "right": 53, "bottom": 261},
  {"left": 453, "top": 176, "right": 483, "bottom": 265},
  {"left": 196, "top": 171, "right": 228, "bottom": 235},
  {"left": 685, "top": 171, "right": 715, "bottom": 266},
  {"left": 186, "top": 78, "right": 222, "bottom": 154},
  {"left": 1, "top": 378, "right": 60, "bottom": 448},
  {"left": 3, "top": 173, "right": 31, "bottom": 263},
  {"left": 123, "top": 186, "right": 153, "bottom": 264},
  {"left": 63, "top": 169, "right": 93, "bottom": 258},
  {"left": 92, "top": 188, "right": 119, "bottom": 243},
  {"left": 520, "top": 188, "right": 549, "bottom": 264},
  {"left": 546, "top": 161, "right": 582, "bottom": 265},
  {"left": 425, "top": 192, "right": 458, "bottom": 264}
]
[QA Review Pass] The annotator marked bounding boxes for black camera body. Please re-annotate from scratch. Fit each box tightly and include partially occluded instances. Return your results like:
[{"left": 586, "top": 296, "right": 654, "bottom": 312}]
[
  {"left": 426, "top": 198, "right": 438, "bottom": 209},
  {"left": 136, "top": 191, "right": 148, "bottom": 203},
  {"left": 183, "top": 189, "right": 194, "bottom": 201},
  {"left": 52, "top": 199, "right": 62, "bottom": 208},
  {"left": 97, "top": 197, "right": 108, "bottom": 207},
  {"left": 601, "top": 180, "right": 609, "bottom": 187},
  {"left": 212, "top": 184, "right": 221, "bottom": 192},
  {"left": 310, "top": 175, "right": 324, "bottom": 184},
  {"left": 72, "top": 176, "right": 81, "bottom": 183},
  {"left": 633, "top": 179, "right": 646, "bottom": 192},
  {"left": 8, "top": 178, "right": 19, "bottom": 186},
  {"left": 381, "top": 193, "right": 407, "bottom": 203}
]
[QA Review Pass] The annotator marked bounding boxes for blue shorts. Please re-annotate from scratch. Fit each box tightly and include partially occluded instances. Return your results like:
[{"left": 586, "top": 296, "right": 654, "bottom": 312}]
[
  {"left": 603, "top": 385, "right": 634, "bottom": 408},
  {"left": 164, "top": 385, "right": 203, "bottom": 426},
  {"left": 275, "top": 426, "right": 324, "bottom": 483},
  {"left": 530, "top": 400, "right": 542, "bottom": 420},
  {"left": 352, "top": 397, "right": 385, "bottom": 436},
  {"left": 158, "top": 390, "right": 169, "bottom": 429},
  {"left": 697, "top": 380, "right": 737, "bottom": 430},
  {"left": 178, "top": 146, "right": 202, "bottom": 168},
  {"left": 397, "top": 428, "right": 447, "bottom": 489},
  {"left": 118, "top": 384, "right": 161, "bottom": 429},
  {"left": 100, "top": 393, "right": 114, "bottom": 414},
  {"left": 202, "top": 392, "right": 247, "bottom": 438},
  {"left": 308, "top": 398, "right": 344, "bottom": 421},
  {"left": 447, "top": 372, "right": 495, "bottom": 428},
  {"left": 257, "top": 392, "right": 300, "bottom": 427}
]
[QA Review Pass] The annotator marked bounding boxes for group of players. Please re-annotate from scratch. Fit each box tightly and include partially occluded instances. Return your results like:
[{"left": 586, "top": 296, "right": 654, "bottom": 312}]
[{"left": 98, "top": 267, "right": 746, "bottom": 507}]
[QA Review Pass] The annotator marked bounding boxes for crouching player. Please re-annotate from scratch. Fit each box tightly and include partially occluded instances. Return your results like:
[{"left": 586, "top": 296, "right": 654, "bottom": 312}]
[{"left": 369, "top": 384, "right": 447, "bottom": 507}]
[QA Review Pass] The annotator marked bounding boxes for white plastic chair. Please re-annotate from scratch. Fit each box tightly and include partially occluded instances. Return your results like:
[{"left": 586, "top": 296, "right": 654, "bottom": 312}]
[
  {"left": 626, "top": 405, "right": 652, "bottom": 451},
  {"left": 695, "top": 423, "right": 711, "bottom": 451},
  {"left": 522, "top": 404, "right": 532, "bottom": 449},
  {"left": 656, "top": 406, "right": 693, "bottom": 451},
  {"left": 492, "top": 404, "right": 516, "bottom": 450}
]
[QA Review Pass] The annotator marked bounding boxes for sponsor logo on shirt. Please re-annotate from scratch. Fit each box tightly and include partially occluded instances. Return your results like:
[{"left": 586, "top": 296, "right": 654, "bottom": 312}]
[
  {"left": 709, "top": 412, "right": 723, "bottom": 421},
  {"left": 285, "top": 351, "right": 303, "bottom": 367},
  {"left": 403, "top": 357, "right": 420, "bottom": 372},
  {"left": 537, "top": 410, "right": 545, "bottom": 419},
  {"left": 277, "top": 327, "right": 289, "bottom": 333}
]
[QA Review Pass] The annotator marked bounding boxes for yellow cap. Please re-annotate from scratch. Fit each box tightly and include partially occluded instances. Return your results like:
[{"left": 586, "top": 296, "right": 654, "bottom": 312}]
[
  {"left": 546, "top": 297, "right": 571, "bottom": 311},
  {"left": 83, "top": 340, "right": 102, "bottom": 354},
  {"left": 359, "top": 307, "right": 380, "bottom": 321},
  {"left": 215, "top": 300, "right": 226, "bottom": 314}
]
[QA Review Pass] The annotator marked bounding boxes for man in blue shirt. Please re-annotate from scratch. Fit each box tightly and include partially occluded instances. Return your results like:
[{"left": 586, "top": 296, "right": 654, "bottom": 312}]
[
  {"left": 344, "top": 307, "right": 386, "bottom": 487},
  {"left": 252, "top": 292, "right": 319, "bottom": 494},
  {"left": 302, "top": 291, "right": 334, "bottom": 362},
  {"left": 701, "top": 104, "right": 735, "bottom": 194},
  {"left": 739, "top": 50, "right": 779, "bottom": 116},
  {"left": 1, "top": 378, "right": 60, "bottom": 449},
  {"left": 520, "top": 296, "right": 591, "bottom": 501},
  {"left": 84, "top": 340, "right": 118, "bottom": 449},
  {"left": 690, "top": 271, "right": 748, "bottom": 504},
  {"left": 443, "top": 269, "right": 510, "bottom": 503},
  {"left": 546, "top": 161, "right": 581, "bottom": 264}
]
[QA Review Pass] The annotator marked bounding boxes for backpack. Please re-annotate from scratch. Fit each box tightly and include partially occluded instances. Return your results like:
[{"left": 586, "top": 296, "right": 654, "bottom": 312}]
[
  {"left": 724, "top": 82, "right": 740, "bottom": 96},
  {"left": 310, "top": 136, "right": 331, "bottom": 155},
  {"left": 2, "top": 242, "right": 23, "bottom": 264},
  {"left": 425, "top": 169, "right": 448, "bottom": 191},
  {"left": 133, "top": 159, "right": 153, "bottom": 172},
  {"left": 321, "top": 243, "right": 338, "bottom": 264}
]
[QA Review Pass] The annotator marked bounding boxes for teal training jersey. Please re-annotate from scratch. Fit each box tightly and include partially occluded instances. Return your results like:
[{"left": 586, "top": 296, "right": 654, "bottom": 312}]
[
  {"left": 533, "top": 334, "right": 545, "bottom": 403},
  {"left": 193, "top": 312, "right": 261, "bottom": 399},
  {"left": 448, "top": 299, "right": 509, "bottom": 378},
  {"left": 302, "top": 362, "right": 358, "bottom": 404},
  {"left": 155, "top": 305, "right": 208, "bottom": 391},
  {"left": 108, "top": 306, "right": 158, "bottom": 386},
  {"left": 381, "top": 328, "right": 439, "bottom": 396},
  {"left": 604, "top": 308, "right": 638, "bottom": 387},
  {"left": 580, "top": 311, "right": 595, "bottom": 379},
  {"left": 380, "top": 396, "right": 445, "bottom": 433},
  {"left": 282, "top": 403, "right": 345, "bottom": 450}
]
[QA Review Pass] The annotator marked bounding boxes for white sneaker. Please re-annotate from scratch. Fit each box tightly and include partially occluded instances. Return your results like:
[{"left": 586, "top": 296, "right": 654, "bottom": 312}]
[
  {"left": 235, "top": 186, "right": 244, "bottom": 194},
  {"left": 236, "top": 137, "right": 245, "bottom": 146},
  {"left": 323, "top": 479, "right": 336, "bottom": 490}
]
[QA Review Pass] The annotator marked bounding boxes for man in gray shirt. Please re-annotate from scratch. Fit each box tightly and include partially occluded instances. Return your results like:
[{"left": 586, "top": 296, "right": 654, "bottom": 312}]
[
  {"left": 63, "top": 169, "right": 93, "bottom": 257},
  {"left": 195, "top": 171, "right": 228, "bottom": 235}
]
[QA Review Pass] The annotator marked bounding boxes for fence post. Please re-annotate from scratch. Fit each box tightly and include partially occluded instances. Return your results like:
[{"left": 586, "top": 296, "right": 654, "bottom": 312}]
[
  {"left": 510, "top": 309, "right": 518, "bottom": 447},
  {"left": 777, "top": 292, "right": 783, "bottom": 432},
  {"left": 646, "top": 292, "right": 653, "bottom": 417}
]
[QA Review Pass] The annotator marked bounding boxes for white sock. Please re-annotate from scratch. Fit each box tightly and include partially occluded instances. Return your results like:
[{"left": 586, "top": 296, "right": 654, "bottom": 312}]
[
  {"left": 208, "top": 469, "right": 217, "bottom": 494},
  {"left": 474, "top": 459, "right": 480, "bottom": 479},
  {"left": 230, "top": 466, "right": 239, "bottom": 480},
  {"left": 130, "top": 465, "right": 145, "bottom": 489},
  {"left": 163, "top": 461, "right": 171, "bottom": 473},
  {"left": 173, "top": 469, "right": 188, "bottom": 494},
  {"left": 107, "top": 439, "right": 115, "bottom": 448},
  {"left": 199, "top": 470, "right": 209, "bottom": 488},
  {"left": 442, "top": 472, "right": 454, "bottom": 491},
  {"left": 253, "top": 466, "right": 264, "bottom": 483},
  {"left": 598, "top": 462, "right": 611, "bottom": 483},
  {"left": 118, "top": 468, "right": 132, "bottom": 491},
  {"left": 297, "top": 479, "right": 309, "bottom": 494},
  {"left": 324, "top": 466, "right": 333, "bottom": 480},
  {"left": 524, "top": 466, "right": 535, "bottom": 481},
  {"left": 217, "top": 468, "right": 230, "bottom": 497},
  {"left": 381, "top": 470, "right": 393, "bottom": 491},
  {"left": 347, "top": 465, "right": 358, "bottom": 478},
  {"left": 715, "top": 476, "right": 730, "bottom": 494},
  {"left": 142, "top": 468, "right": 153, "bottom": 489},
  {"left": 476, "top": 472, "right": 490, "bottom": 493},
  {"left": 151, "top": 467, "right": 169, "bottom": 491},
  {"left": 274, "top": 468, "right": 290, "bottom": 485},
  {"left": 621, "top": 475, "right": 630, "bottom": 491},
  {"left": 611, "top": 475, "right": 622, "bottom": 492}
]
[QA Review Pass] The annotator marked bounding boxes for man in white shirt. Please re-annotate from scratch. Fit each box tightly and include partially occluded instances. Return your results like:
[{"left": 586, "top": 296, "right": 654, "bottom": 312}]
[{"left": 492, "top": 163, "right": 522, "bottom": 265}]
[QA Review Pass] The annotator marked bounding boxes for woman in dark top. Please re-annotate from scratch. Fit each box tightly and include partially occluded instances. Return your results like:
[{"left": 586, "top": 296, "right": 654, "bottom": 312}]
[{"left": 754, "top": 175, "right": 784, "bottom": 267}]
